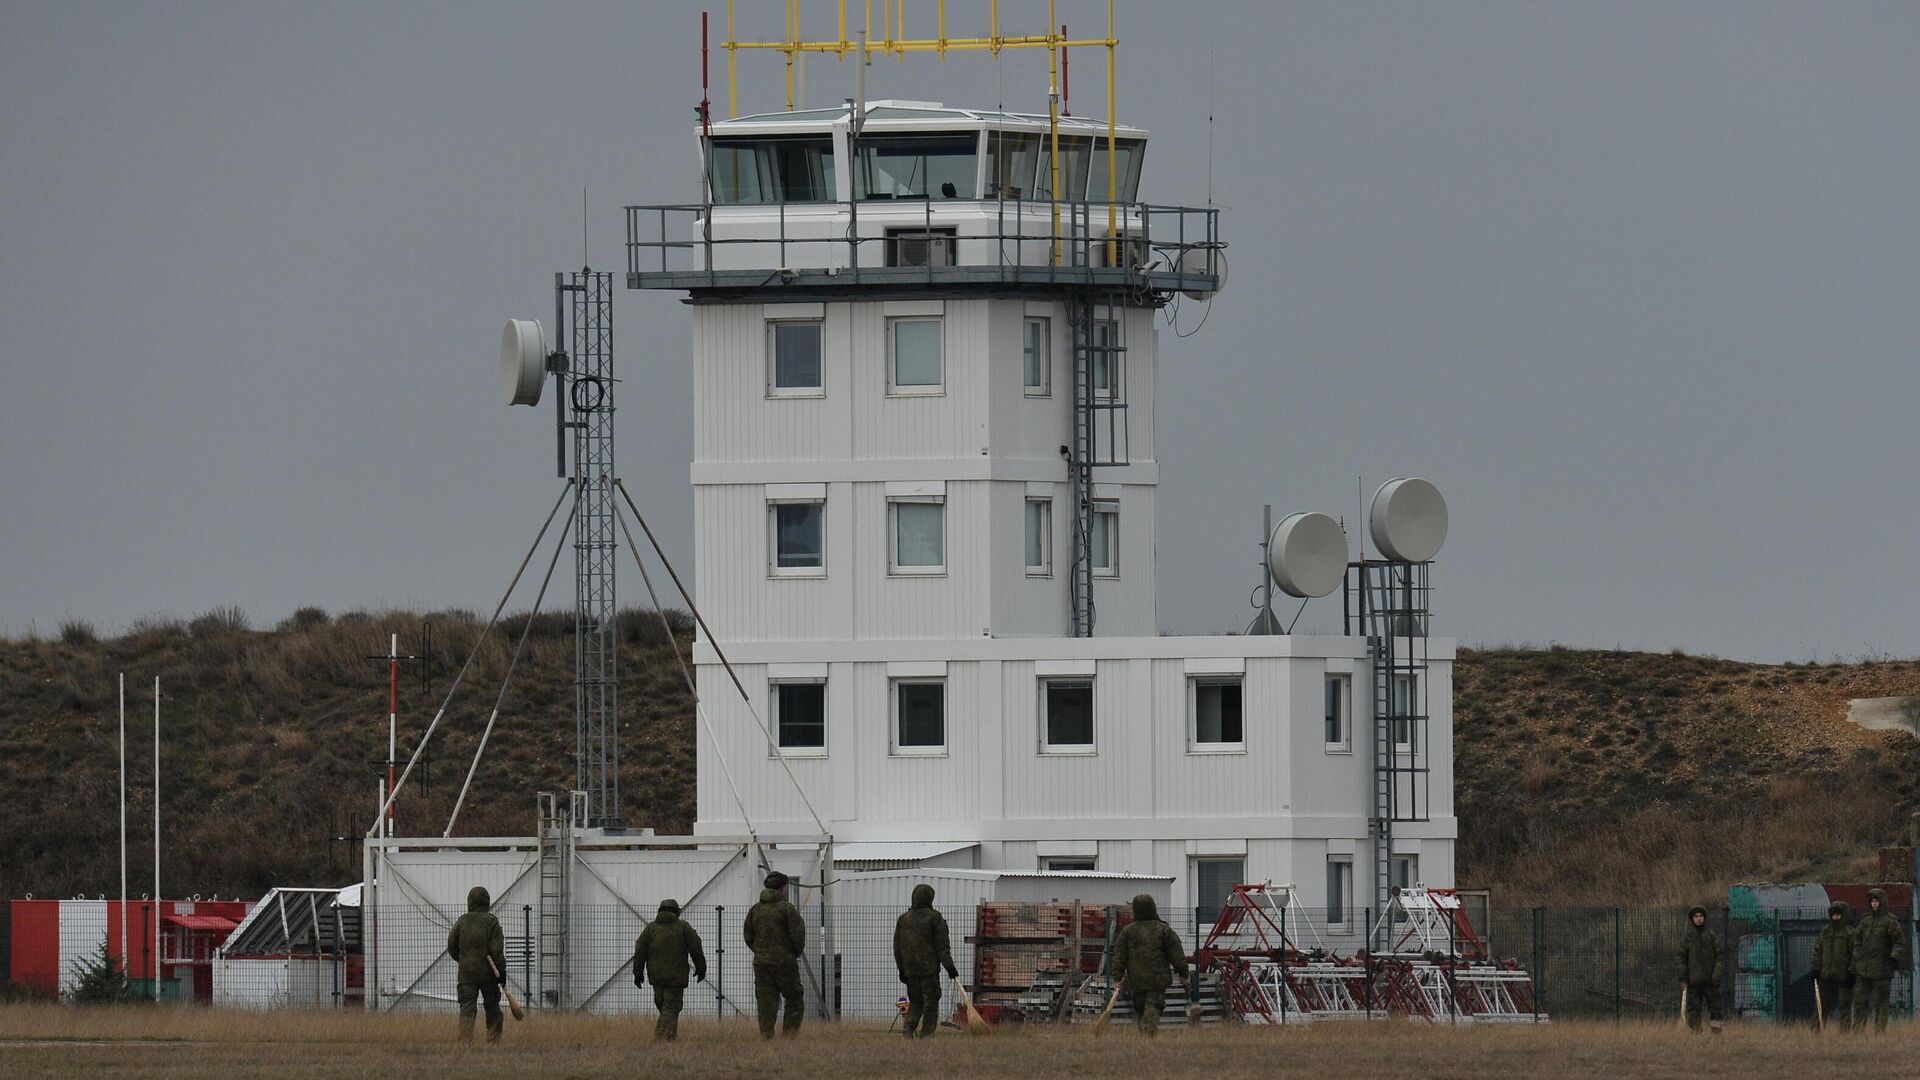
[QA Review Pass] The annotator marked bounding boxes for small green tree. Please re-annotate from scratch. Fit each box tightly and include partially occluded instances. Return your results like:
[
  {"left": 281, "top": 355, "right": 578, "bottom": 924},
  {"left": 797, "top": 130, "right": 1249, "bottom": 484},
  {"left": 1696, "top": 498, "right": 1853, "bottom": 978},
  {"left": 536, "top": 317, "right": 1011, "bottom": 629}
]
[{"left": 68, "top": 936, "right": 138, "bottom": 1004}]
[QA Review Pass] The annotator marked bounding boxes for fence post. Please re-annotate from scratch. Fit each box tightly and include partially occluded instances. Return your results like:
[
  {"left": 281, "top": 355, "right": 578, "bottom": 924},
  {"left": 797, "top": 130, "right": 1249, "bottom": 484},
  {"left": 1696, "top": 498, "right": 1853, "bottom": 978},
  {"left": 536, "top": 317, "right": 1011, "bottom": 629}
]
[
  {"left": 1773, "top": 908, "right": 1784, "bottom": 1024},
  {"left": 1364, "top": 906, "right": 1374, "bottom": 1019},
  {"left": 522, "top": 905, "right": 532, "bottom": 1006},
  {"left": 1279, "top": 902, "right": 1288, "bottom": 1025},
  {"left": 1531, "top": 906, "right": 1545, "bottom": 1017},
  {"left": 1720, "top": 906, "right": 1732, "bottom": 1021},
  {"left": 1447, "top": 909, "right": 1457, "bottom": 1024},
  {"left": 1612, "top": 906, "right": 1622, "bottom": 1023},
  {"left": 715, "top": 904, "right": 725, "bottom": 1018}
]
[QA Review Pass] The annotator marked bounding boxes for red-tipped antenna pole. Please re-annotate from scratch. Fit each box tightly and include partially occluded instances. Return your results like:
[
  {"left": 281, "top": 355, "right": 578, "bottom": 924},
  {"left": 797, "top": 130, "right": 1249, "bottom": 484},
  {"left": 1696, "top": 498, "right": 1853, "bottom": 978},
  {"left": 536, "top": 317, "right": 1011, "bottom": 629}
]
[
  {"left": 1061, "top": 23, "right": 1070, "bottom": 117},
  {"left": 701, "top": 11, "right": 712, "bottom": 135}
]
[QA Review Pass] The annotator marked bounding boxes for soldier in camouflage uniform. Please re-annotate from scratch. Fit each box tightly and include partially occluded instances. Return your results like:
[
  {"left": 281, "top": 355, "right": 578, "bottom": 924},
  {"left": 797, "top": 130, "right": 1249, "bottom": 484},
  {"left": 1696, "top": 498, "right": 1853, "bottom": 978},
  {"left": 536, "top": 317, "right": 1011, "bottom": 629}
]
[
  {"left": 633, "top": 898, "right": 707, "bottom": 1042},
  {"left": 1675, "top": 905, "right": 1724, "bottom": 1033},
  {"left": 1111, "top": 894, "right": 1188, "bottom": 1037},
  {"left": 892, "top": 883, "right": 959, "bottom": 1038},
  {"left": 1813, "top": 900, "right": 1854, "bottom": 1032},
  {"left": 1851, "top": 887, "right": 1907, "bottom": 1034},
  {"left": 446, "top": 885, "right": 507, "bottom": 1043},
  {"left": 742, "top": 871, "right": 807, "bottom": 1039}
]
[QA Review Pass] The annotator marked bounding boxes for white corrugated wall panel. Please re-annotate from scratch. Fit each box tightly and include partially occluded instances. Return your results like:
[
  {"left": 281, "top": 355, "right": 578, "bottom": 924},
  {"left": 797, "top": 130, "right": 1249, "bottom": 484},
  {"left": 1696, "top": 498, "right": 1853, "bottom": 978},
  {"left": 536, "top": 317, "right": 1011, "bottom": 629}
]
[
  {"left": 1000, "top": 660, "right": 1131, "bottom": 820},
  {"left": 1155, "top": 657, "right": 1293, "bottom": 818},
  {"left": 57, "top": 900, "right": 107, "bottom": 996},
  {"left": 849, "top": 661, "right": 980, "bottom": 823}
]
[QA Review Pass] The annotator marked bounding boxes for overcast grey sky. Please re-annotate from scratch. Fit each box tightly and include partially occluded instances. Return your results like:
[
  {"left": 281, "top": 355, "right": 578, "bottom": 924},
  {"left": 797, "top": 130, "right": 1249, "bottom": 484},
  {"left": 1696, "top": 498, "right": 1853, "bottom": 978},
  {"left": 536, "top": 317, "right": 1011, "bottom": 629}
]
[{"left": 3, "top": 2, "right": 1916, "bottom": 662}]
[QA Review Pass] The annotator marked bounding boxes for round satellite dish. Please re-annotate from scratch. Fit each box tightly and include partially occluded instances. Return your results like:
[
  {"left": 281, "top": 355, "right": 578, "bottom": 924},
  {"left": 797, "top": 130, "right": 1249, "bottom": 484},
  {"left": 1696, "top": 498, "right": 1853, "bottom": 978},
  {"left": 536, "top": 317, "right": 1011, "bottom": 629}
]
[
  {"left": 1369, "top": 478, "right": 1448, "bottom": 562},
  {"left": 1177, "top": 247, "right": 1228, "bottom": 301},
  {"left": 501, "top": 319, "right": 548, "bottom": 407},
  {"left": 1267, "top": 511, "right": 1348, "bottom": 598}
]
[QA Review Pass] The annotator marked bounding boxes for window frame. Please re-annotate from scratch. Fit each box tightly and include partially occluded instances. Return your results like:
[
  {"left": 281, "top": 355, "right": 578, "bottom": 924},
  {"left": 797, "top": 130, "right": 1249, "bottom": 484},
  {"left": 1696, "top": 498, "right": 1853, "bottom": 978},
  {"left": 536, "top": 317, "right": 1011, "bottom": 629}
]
[
  {"left": 890, "top": 678, "right": 947, "bottom": 756},
  {"left": 1042, "top": 857, "right": 1097, "bottom": 873},
  {"left": 1194, "top": 856, "right": 1246, "bottom": 921},
  {"left": 1090, "top": 318, "right": 1121, "bottom": 401},
  {"left": 766, "top": 496, "right": 826, "bottom": 577},
  {"left": 1187, "top": 675, "right": 1246, "bottom": 753},
  {"left": 887, "top": 495, "right": 946, "bottom": 575},
  {"left": 886, "top": 316, "right": 945, "bottom": 395},
  {"left": 1326, "top": 856, "right": 1354, "bottom": 928},
  {"left": 1090, "top": 500, "right": 1119, "bottom": 577},
  {"left": 1392, "top": 673, "right": 1419, "bottom": 754},
  {"left": 1324, "top": 673, "right": 1352, "bottom": 753},
  {"left": 766, "top": 319, "right": 825, "bottom": 397},
  {"left": 769, "top": 678, "right": 828, "bottom": 756},
  {"left": 1039, "top": 677, "right": 1095, "bottom": 754},
  {"left": 1022, "top": 316, "right": 1051, "bottom": 396},
  {"left": 1024, "top": 497, "right": 1052, "bottom": 577}
]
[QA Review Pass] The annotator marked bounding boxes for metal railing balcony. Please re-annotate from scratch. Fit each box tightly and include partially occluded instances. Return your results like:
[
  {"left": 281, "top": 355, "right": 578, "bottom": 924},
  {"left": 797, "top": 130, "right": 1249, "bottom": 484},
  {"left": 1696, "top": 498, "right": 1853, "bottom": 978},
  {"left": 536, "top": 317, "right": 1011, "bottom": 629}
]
[{"left": 624, "top": 196, "right": 1224, "bottom": 296}]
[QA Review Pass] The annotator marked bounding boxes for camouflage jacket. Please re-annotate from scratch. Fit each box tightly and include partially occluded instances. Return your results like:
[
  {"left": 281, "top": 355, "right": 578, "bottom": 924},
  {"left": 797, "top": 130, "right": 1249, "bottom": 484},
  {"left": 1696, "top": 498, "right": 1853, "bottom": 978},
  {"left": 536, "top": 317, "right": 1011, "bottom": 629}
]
[
  {"left": 892, "top": 884, "right": 956, "bottom": 979},
  {"left": 743, "top": 888, "right": 807, "bottom": 965},
  {"left": 1854, "top": 890, "right": 1908, "bottom": 981},
  {"left": 446, "top": 886, "right": 506, "bottom": 986},
  {"left": 1814, "top": 905, "right": 1854, "bottom": 981},
  {"left": 634, "top": 902, "right": 707, "bottom": 988},
  {"left": 1675, "top": 917, "right": 1722, "bottom": 986},
  {"left": 1112, "top": 895, "right": 1188, "bottom": 992}
]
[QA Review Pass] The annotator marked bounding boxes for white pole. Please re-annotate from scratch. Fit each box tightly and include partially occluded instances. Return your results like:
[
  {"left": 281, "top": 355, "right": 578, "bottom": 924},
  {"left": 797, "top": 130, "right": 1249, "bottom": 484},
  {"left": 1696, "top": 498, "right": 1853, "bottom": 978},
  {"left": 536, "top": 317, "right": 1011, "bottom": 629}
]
[
  {"left": 388, "top": 633, "right": 398, "bottom": 840},
  {"left": 153, "top": 675, "right": 160, "bottom": 1002},
  {"left": 119, "top": 673, "right": 127, "bottom": 974}
]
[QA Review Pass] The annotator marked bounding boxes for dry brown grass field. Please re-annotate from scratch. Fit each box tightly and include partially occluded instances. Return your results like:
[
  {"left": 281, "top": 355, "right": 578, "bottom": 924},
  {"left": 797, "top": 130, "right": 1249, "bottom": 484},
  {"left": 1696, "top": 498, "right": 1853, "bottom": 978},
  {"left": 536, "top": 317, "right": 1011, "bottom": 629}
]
[{"left": 0, "top": 1005, "right": 1911, "bottom": 1079}]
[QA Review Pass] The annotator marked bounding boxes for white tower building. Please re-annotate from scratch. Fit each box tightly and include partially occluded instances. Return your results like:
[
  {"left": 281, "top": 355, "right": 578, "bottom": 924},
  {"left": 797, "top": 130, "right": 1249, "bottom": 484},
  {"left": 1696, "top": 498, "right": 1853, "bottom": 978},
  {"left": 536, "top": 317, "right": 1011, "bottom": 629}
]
[{"left": 626, "top": 101, "right": 1457, "bottom": 931}]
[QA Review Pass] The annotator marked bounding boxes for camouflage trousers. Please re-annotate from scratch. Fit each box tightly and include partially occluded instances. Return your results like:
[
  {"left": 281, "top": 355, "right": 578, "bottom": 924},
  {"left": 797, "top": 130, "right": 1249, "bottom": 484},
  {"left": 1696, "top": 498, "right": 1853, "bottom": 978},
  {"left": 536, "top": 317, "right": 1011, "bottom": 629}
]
[
  {"left": 1128, "top": 986, "right": 1168, "bottom": 1037},
  {"left": 1683, "top": 982, "right": 1722, "bottom": 1031},
  {"left": 753, "top": 961, "right": 805, "bottom": 1038},
  {"left": 1854, "top": 976, "right": 1892, "bottom": 1033},
  {"left": 457, "top": 981, "right": 503, "bottom": 1043},
  {"left": 900, "top": 972, "right": 942, "bottom": 1037},
  {"left": 1815, "top": 977, "right": 1851, "bottom": 1032},
  {"left": 652, "top": 985, "right": 685, "bottom": 1041}
]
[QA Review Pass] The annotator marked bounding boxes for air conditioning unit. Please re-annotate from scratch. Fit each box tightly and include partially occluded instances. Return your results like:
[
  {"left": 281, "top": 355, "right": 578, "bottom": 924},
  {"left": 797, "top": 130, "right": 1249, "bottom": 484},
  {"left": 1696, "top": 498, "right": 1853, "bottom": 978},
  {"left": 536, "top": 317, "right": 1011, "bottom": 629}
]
[
  {"left": 888, "top": 229, "right": 956, "bottom": 268},
  {"left": 1093, "top": 229, "right": 1149, "bottom": 270}
]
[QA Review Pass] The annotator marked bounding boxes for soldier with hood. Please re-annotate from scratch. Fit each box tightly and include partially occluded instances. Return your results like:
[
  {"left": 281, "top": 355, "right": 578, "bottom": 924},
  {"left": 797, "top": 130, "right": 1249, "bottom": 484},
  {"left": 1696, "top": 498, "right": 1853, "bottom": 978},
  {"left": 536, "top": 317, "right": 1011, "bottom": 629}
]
[
  {"left": 633, "top": 898, "right": 707, "bottom": 1041},
  {"left": 742, "top": 870, "right": 807, "bottom": 1038},
  {"left": 892, "top": 883, "right": 959, "bottom": 1038},
  {"left": 1852, "top": 887, "right": 1907, "bottom": 1034},
  {"left": 1675, "top": 905, "right": 1723, "bottom": 1033},
  {"left": 1813, "top": 899, "right": 1855, "bottom": 1032},
  {"left": 1110, "top": 893, "right": 1188, "bottom": 1037},
  {"left": 445, "top": 885, "right": 507, "bottom": 1043}
]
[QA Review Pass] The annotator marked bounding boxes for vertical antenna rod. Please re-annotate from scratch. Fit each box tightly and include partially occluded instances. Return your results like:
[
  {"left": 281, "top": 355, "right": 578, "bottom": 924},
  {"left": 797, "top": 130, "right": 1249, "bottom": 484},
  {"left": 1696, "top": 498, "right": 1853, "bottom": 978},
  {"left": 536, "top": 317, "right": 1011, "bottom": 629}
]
[
  {"left": 387, "top": 633, "right": 398, "bottom": 835},
  {"left": 119, "top": 673, "right": 127, "bottom": 973},
  {"left": 152, "top": 675, "right": 160, "bottom": 1001}
]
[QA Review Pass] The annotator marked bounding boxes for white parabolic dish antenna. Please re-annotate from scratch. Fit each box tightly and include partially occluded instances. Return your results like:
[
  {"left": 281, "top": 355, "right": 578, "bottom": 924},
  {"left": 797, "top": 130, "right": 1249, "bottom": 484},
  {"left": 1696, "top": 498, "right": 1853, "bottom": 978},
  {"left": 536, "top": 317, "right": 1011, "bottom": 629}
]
[
  {"left": 1267, "top": 511, "right": 1348, "bottom": 599},
  {"left": 1177, "top": 247, "right": 1228, "bottom": 301},
  {"left": 501, "top": 319, "right": 548, "bottom": 407},
  {"left": 1369, "top": 477, "right": 1448, "bottom": 563}
]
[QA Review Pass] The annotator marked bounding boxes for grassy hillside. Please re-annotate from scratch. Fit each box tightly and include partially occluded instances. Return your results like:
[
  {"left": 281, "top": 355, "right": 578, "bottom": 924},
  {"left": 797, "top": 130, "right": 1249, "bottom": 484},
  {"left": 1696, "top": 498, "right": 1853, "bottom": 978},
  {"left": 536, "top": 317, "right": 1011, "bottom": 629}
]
[{"left": 1, "top": 614, "right": 1916, "bottom": 907}]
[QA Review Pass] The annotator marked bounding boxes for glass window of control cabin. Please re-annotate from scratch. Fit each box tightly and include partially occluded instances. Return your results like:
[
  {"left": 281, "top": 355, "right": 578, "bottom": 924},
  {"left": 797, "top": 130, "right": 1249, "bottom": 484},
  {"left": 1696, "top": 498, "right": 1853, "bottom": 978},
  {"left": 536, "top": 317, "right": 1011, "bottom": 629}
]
[
  {"left": 772, "top": 680, "right": 826, "bottom": 752},
  {"left": 1032, "top": 136, "right": 1093, "bottom": 201},
  {"left": 985, "top": 131, "right": 1041, "bottom": 198},
  {"left": 1085, "top": 139, "right": 1146, "bottom": 204},
  {"left": 1024, "top": 498, "right": 1052, "bottom": 575},
  {"left": 892, "top": 680, "right": 945, "bottom": 753},
  {"left": 1190, "top": 677, "right": 1244, "bottom": 749},
  {"left": 768, "top": 320, "right": 823, "bottom": 394},
  {"left": 889, "top": 497, "right": 945, "bottom": 573},
  {"left": 768, "top": 497, "right": 824, "bottom": 575},
  {"left": 709, "top": 138, "right": 836, "bottom": 204},
  {"left": 855, "top": 135, "right": 978, "bottom": 199},
  {"left": 1023, "top": 317, "right": 1050, "bottom": 395},
  {"left": 1042, "top": 679, "right": 1093, "bottom": 751}
]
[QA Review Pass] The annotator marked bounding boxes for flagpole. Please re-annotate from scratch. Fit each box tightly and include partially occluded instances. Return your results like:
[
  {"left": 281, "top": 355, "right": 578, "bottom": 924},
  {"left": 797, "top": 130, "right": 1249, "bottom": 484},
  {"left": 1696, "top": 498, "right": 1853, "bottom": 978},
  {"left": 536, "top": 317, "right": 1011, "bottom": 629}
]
[
  {"left": 152, "top": 675, "right": 160, "bottom": 1001},
  {"left": 119, "top": 673, "right": 127, "bottom": 974}
]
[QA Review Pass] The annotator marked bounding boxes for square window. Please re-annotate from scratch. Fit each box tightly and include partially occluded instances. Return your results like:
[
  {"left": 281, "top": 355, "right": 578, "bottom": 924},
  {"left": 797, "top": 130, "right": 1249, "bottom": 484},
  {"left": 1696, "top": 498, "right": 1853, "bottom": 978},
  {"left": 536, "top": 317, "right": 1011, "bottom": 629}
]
[
  {"left": 1042, "top": 679, "right": 1093, "bottom": 750},
  {"left": 1043, "top": 857, "right": 1096, "bottom": 872},
  {"left": 773, "top": 681, "right": 825, "bottom": 751},
  {"left": 893, "top": 680, "right": 945, "bottom": 752},
  {"left": 1324, "top": 674, "right": 1351, "bottom": 751},
  {"left": 888, "top": 317, "right": 943, "bottom": 392},
  {"left": 1191, "top": 678, "right": 1244, "bottom": 748},
  {"left": 1326, "top": 858, "right": 1353, "bottom": 927},
  {"left": 1023, "top": 317, "right": 1050, "bottom": 395},
  {"left": 1091, "top": 502, "right": 1118, "bottom": 576},
  {"left": 768, "top": 320, "right": 823, "bottom": 394},
  {"left": 1195, "top": 857, "right": 1245, "bottom": 922},
  {"left": 768, "top": 500, "right": 824, "bottom": 573},
  {"left": 1025, "top": 498, "right": 1052, "bottom": 575},
  {"left": 889, "top": 498, "right": 945, "bottom": 573}
]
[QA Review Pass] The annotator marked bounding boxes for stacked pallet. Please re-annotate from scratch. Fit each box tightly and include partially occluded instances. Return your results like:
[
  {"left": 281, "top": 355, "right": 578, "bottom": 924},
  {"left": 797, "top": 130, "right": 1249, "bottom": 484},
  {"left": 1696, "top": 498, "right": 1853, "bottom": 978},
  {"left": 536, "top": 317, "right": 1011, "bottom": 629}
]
[{"left": 968, "top": 901, "right": 1132, "bottom": 1020}]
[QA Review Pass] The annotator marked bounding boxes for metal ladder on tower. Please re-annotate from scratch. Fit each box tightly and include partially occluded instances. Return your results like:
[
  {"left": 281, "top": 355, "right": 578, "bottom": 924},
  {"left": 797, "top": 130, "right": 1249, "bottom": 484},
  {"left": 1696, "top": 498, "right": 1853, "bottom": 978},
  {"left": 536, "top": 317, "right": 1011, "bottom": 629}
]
[
  {"left": 536, "top": 791, "right": 576, "bottom": 1008},
  {"left": 1066, "top": 284, "right": 1129, "bottom": 637},
  {"left": 1369, "top": 626, "right": 1395, "bottom": 953}
]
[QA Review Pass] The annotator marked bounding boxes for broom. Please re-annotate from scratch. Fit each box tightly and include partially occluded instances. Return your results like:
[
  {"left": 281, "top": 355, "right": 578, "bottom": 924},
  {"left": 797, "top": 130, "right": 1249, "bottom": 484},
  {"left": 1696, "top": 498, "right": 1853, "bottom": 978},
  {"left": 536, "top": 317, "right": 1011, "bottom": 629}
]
[
  {"left": 1813, "top": 979, "right": 1823, "bottom": 1033},
  {"left": 1093, "top": 979, "right": 1124, "bottom": 1035},
  {"left": 1676, "top": 985, "right": 1686, "bottom": 1031},
  {"left": 953, "top": 973, "right": 990, "bottom": 1035},
  {"left": 489, "top": 957, "right": 527, "bottom": 1022}
]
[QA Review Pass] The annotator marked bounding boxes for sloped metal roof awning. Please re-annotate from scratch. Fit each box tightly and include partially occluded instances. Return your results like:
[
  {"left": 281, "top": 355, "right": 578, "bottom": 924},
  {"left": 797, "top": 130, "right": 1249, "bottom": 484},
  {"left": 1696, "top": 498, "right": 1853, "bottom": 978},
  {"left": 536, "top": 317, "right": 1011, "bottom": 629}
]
[
  {"left": 162, "top": 914, "right": 238, "bottom": 931},
  {"left": 832, "top": 841, "right": 977, "bottom": 869}
]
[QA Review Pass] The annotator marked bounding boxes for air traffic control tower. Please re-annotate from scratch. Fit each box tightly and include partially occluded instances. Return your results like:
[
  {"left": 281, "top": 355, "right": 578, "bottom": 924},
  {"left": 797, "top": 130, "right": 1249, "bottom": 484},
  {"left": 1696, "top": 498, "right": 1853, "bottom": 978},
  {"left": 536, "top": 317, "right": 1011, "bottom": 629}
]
[{"left": 625, "top": 97, "right": 1455, "bottom": 932}]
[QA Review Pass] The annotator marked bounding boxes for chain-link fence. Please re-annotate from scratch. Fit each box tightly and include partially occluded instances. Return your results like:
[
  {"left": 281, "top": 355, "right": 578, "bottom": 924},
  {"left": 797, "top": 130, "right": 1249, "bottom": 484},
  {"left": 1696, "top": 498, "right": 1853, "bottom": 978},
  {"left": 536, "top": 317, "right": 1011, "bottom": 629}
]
[{"left": 359, "top": 902, "right": 1912, "bottom": 1024}]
